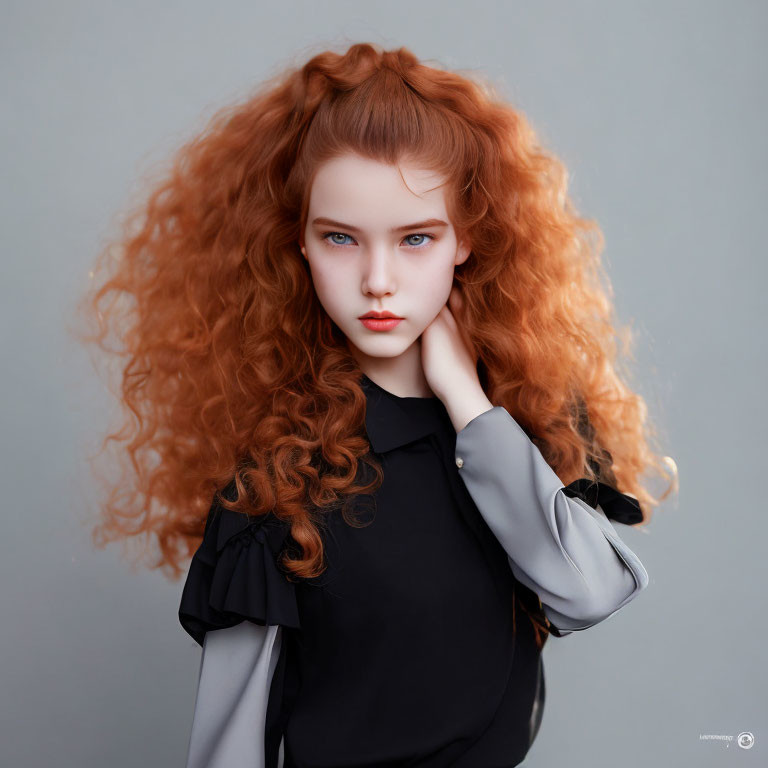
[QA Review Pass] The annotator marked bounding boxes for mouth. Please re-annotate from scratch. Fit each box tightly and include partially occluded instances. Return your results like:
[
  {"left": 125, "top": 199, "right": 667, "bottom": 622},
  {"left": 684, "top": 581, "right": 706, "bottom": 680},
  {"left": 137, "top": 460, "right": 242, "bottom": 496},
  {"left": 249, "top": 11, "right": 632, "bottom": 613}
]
[
  {"left": 359, "top": 311, "right": 403, "bottom": 320},
  {"left": 359, "top": 313, "right": 403, "bottom": 332}
]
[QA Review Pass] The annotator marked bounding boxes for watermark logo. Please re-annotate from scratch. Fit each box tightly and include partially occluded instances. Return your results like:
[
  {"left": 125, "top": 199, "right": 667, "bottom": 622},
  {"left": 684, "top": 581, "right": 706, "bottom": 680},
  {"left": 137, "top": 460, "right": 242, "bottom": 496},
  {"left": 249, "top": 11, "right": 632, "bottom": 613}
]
[
  {"left": 699, "top": 731, "right": 755, "bottom": 749},
  {"left": 737, "top": 732, "right": 755, "bottom": 750}
]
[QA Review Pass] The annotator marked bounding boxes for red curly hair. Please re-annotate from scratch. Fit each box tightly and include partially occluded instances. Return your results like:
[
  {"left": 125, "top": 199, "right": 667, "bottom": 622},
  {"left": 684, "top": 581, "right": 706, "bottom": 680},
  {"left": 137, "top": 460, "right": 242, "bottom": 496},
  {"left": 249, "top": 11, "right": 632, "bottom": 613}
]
[{"left": 78, "top": 42, "right": 676, "bottom": 647}]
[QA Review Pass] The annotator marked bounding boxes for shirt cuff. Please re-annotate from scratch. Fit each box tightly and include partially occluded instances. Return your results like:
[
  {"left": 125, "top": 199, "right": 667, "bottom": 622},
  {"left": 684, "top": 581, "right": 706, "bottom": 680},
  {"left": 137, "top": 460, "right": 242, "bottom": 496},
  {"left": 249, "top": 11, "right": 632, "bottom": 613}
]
[{"left": 455, "top": 406, "right": 649, "bottom": 633}]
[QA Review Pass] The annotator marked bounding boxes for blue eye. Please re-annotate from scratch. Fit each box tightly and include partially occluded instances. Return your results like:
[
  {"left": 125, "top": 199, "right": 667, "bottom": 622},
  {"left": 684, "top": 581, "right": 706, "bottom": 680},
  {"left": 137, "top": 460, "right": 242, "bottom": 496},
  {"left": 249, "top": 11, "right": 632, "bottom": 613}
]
[
  {"left": 324, "top": 232, "right": 355, "bottom": 246},
  {"left": 403, "top": 234, "right": 432, "bottom": 247},
  {"left": 321, "top": 232, "right": 435, "bottom": 249}
]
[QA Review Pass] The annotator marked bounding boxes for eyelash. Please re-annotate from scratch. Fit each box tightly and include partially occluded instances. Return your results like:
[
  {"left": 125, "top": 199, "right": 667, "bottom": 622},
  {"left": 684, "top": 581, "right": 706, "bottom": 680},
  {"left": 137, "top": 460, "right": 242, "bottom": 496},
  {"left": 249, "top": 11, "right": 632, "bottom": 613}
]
[{"left": 320, "top": 231, "right": 436, "bottom": 249}]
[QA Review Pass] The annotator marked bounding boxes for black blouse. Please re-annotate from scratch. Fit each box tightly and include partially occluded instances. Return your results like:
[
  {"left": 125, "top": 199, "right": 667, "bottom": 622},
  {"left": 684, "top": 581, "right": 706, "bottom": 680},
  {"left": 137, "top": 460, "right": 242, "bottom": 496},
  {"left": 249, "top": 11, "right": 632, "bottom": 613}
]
[{"left": 179, "top": 372, "right": 646, "bottom": 767}]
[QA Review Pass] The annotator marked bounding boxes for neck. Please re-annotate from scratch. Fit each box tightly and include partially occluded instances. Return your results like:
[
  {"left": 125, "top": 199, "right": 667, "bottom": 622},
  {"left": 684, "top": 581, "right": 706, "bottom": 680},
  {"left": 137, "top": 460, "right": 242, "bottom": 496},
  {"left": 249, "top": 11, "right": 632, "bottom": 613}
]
[{"left": 351, "top": 339, "right": 434, "bottom": 398}]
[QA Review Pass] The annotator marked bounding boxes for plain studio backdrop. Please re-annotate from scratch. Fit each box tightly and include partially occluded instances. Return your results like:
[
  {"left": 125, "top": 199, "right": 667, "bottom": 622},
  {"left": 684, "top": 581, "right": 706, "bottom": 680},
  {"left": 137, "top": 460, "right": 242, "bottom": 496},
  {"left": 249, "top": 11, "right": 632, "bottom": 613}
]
[{"left": 1, "top": 1, "right": 765, "bottom": 766}]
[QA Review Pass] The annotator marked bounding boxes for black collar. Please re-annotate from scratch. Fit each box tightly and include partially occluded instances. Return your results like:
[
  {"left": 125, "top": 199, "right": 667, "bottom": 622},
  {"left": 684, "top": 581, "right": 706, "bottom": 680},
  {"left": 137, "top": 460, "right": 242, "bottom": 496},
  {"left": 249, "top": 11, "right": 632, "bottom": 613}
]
[{"left": 361, "top": 373, "right": 450, "bottom": 453}]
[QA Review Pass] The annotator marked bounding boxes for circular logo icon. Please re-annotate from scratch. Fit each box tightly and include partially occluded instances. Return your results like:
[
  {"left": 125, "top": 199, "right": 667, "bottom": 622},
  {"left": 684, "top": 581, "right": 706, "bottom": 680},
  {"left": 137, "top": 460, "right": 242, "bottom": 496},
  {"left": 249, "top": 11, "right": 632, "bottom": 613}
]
[{"left": 737, "top": 732, "right": 754, "bottom": 749}]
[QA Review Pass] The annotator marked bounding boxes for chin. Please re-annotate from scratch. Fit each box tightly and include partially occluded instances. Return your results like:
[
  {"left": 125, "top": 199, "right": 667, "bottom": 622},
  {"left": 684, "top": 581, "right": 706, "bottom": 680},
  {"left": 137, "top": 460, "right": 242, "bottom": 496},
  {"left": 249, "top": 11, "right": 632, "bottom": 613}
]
[{"left": 349, "top": 334, "right": 415, "bottom": 358}]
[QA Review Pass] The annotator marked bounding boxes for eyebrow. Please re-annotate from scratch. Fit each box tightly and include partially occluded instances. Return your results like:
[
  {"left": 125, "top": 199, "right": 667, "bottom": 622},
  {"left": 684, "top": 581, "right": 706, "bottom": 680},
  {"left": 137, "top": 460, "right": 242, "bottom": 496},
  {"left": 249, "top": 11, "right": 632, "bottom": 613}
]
[{"left": 311, "top": 217, "right": 449, "bottom": 233}]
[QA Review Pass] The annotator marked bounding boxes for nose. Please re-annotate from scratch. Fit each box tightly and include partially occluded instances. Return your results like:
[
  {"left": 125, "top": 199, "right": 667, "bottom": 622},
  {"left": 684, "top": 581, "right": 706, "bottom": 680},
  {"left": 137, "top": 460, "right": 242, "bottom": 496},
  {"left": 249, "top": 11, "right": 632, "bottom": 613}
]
[{"left": 361, "top": 245, "right": 397, "bottom": 298}]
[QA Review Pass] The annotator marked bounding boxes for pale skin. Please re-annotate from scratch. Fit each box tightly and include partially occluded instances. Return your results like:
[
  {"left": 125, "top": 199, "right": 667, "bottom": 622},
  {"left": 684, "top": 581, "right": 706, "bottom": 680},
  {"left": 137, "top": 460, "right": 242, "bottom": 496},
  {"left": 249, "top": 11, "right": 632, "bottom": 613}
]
[{"left": 300, "top": 151, "right": 494, "bottom": 433}]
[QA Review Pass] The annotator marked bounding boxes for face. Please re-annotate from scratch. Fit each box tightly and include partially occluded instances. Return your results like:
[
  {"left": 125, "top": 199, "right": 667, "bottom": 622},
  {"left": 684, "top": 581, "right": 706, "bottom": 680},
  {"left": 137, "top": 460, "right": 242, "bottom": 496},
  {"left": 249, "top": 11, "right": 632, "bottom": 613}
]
[{"left": 301, "top": 152, "right": 470, "bottom": 373}]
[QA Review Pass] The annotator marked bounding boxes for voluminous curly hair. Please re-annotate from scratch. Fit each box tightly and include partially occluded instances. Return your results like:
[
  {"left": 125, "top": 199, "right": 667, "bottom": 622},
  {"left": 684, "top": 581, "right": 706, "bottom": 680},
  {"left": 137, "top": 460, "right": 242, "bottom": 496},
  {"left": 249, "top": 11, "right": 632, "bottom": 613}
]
[{"left": 78, "top": 42, "right": 676, "bottom": 647}]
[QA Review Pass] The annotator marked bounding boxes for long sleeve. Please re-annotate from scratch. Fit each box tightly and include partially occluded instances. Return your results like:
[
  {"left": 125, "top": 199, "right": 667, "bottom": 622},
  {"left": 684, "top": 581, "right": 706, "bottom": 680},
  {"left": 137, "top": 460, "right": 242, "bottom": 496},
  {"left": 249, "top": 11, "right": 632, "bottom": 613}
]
[
  {"left": 185, "top": 622, "right": 284, "bottom": 768},
  {"left": 455, "top": 406, "right": 649, "bottom": 636},
  {"left": 178, "top": 483, "right": 302, "bottom": 766}
]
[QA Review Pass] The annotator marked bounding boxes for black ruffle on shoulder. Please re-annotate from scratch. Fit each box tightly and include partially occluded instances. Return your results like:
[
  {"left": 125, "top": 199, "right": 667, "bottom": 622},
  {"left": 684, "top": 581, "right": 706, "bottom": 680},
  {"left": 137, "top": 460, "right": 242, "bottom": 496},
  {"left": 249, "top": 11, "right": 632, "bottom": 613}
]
[
  {"left": 178, "top": 490, "right": 302, "bottom": 646},
  {"left": 562, "top": 478, "right": 644, "bottom": 526}
]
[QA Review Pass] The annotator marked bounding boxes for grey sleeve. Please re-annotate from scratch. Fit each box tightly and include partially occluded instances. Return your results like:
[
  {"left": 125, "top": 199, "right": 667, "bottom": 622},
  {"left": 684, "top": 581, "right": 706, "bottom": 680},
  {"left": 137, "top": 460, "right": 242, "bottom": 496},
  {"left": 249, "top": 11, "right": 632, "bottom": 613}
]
[
  {"left": 455, "top": 406, "right": 649, "bottom": 636},
  {"left": 184, "top": 622, "right": 284, "bottom": 768}
]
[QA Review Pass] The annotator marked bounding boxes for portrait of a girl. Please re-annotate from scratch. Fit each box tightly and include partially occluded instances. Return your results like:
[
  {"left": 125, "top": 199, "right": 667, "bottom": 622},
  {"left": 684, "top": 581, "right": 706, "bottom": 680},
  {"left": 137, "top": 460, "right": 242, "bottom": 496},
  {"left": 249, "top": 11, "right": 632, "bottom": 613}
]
[{"left": 83, "top": 42, "right": 675, "bottom": 767}]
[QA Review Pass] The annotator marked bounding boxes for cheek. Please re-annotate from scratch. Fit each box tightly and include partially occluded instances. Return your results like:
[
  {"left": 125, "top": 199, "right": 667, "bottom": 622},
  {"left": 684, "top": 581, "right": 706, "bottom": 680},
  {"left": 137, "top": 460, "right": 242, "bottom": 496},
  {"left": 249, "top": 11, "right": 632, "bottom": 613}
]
[
  {"left": 307, "top": 260, "right": 349, "bottom": 313},
  {"left": 415, "top": 260, "right": 456, "bottom": 312},
  {"left": 307, "top": 257, "right": 332, "bottom": 292}
]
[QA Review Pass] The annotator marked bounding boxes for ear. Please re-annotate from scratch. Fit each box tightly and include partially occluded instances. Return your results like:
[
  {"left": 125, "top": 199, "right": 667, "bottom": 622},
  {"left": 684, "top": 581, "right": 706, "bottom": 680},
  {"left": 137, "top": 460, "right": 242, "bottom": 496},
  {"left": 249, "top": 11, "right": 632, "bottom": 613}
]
[
  {"left": 455, "top": 238, "right": 471, "bottom": 267},
  {"left": 299, "top": 241, "right": 307, "bottom": 261}
]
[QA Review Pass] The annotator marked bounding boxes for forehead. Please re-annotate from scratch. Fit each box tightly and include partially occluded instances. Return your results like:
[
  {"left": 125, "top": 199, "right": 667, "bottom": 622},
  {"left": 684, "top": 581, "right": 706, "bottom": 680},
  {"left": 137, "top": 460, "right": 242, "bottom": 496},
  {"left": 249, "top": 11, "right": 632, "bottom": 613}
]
[{"left": 307, "top": 152, "right": 449, "bottom": 222}]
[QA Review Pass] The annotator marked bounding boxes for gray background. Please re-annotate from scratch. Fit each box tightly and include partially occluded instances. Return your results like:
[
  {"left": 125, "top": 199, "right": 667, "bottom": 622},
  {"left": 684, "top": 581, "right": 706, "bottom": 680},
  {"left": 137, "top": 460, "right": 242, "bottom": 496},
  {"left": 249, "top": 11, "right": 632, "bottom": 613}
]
[{"left": 1, "top": 1, "right": 765, "bottom": 766}]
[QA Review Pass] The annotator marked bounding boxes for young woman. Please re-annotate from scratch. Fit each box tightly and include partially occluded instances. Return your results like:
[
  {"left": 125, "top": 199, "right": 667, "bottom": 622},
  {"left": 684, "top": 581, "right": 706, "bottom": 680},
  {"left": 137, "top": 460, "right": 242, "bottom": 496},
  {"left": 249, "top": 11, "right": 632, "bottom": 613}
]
[{"left": 82, "top": 42, "right": 676, "bottom": 767}]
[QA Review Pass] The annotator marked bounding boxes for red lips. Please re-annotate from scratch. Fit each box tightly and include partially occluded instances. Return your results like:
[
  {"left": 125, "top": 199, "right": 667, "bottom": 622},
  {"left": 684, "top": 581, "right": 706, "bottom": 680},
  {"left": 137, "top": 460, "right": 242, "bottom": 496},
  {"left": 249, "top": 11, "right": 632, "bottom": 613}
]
[{"left": 359, "top": 310, "right": 403, "bottom": 319}]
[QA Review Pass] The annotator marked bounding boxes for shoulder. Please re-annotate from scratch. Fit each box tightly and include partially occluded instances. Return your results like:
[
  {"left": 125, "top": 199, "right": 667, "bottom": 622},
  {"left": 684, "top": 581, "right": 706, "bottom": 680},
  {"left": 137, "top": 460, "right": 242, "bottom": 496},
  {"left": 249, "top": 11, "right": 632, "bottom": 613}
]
[
  {"left": 203, "top": 478, "right": 293, "bottom": 558},
  {"left": 178, "top": 479, "right": 301, "bottom": 646}
]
